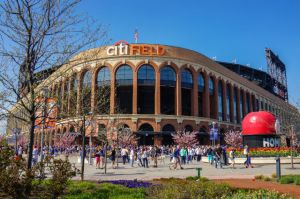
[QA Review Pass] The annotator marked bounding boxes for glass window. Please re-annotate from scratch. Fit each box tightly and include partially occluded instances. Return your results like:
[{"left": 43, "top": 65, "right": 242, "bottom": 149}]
[
  {"left": 198, "top": 73, "right": 204, "bottom": 92},
  {"left": 83, "top": 71, "right": 92, "bottom": 88},
  {"left": 181, "top": 69, "right": 193, "bottom": 89},
  {"left": 240, "top": 90, "right": 244, "bottom": 120},
  {"left": 218, "top": 81, "right": 224, "bottom": 121},
  {"left": 234, "top": 87, "right": 238, "bottom": 123},
  {"left": 226, "top": 84, "right": 231, "bottom": 122},
  {"left": 160, "top": 66, "right": 176, "bottom": 86},
  {"left": 116, "top": 65, "right": 133, "bottom": 85},
  {"left": 138, "top": 64, "right": 155, "bottom": 85},
  {"left": 209, "top": 77, "right": 214, "bottom": 94},
  {"left": 97, "top": 67, "right": 110, "bottom": 85}
]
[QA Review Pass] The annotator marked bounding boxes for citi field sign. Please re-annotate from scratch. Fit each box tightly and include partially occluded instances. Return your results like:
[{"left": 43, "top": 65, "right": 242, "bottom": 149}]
[{"left": 106, "top": 40, "right": 166, "bottom": 56}]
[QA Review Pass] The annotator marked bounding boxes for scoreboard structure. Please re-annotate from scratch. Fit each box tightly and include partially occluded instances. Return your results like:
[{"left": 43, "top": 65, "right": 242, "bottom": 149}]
[{"left": 265, "top": 48, "right": 288, "bottom": 101}]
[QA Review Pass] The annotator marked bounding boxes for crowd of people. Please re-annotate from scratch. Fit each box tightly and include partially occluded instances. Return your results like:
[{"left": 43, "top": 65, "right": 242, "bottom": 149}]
[{"left": 11, "top": 143, "right": 255, "bottom": 169}]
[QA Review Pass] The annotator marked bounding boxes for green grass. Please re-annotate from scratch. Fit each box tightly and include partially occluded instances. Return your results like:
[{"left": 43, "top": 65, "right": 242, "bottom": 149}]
[
  {"left": 279, "top": 175, "right": 300, "bottom": 185},
  {"left": 63, "top": 181, "right": 146, "bottom": 199}
]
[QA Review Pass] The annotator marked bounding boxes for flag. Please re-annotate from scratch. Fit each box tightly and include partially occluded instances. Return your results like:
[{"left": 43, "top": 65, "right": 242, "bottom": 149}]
[{"left": 134, "top": 29, "right": 138, "bottom": 43}]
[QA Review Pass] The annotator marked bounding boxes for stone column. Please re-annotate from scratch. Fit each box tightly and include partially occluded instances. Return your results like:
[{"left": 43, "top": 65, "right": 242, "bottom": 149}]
[
  {"left": 132, "top": 71, "right": 138, "bottom": 114},
  {"left": 155, "top": 71, "right": 161, "bottom": 115}
]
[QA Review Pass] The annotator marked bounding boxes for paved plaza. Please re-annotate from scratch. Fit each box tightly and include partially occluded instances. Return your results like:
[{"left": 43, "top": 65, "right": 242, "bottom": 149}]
[{"left": 66, "top": 156, "right": 300, "bottom": 181}]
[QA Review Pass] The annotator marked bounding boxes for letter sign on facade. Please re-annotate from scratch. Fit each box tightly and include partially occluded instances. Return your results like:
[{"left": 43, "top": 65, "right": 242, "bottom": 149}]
[{"left": 107, "top": 41, "right": 166, "bottom": 56}]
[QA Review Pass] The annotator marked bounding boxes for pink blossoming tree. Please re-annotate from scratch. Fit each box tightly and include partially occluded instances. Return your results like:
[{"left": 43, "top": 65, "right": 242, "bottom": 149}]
[
  {"left": 55, "top": 132, "right": 77, "bottom": 149},
  {"left": 224, "top": 130, "right": 243, "bottom": 148},
  {"left": 17, "top": 134, "right": 28, "bottom": 147},
  {"left": 114, "top": 127, "right": 139, "bottom": 147},
  {"left": 172, "top": 131, "right": 198, "bottom": 146}
]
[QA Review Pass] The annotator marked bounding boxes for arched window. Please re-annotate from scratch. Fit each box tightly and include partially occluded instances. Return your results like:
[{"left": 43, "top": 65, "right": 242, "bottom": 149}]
[
  {"left": 184, "top": 125, "right": 193, "bottom": 132},
  {"left": 181, "top": 69, "right": 193, "bottom": 116},
  {"left": 69, "top": 74, "right": 78, "bottom": 116},
  {"left": 116, "top": 65, "right": 133, "bottom": 114},
  {"left": 98, "top": 124, "right": 106, "bottom": 136},
  {"left": 139, "top": 123, "right": 154, "bottom": 131},
  {"left": 137, "top": 64, "right": 155, "bottom": 85},
  {"left": 226, "top": 84, "right": 231, "bottom": 122},
  {"left": 96, "top": 67, "right": 110, "bottom": 114},
  {"left": 138, "top": 65, "right": 155, "bottom": 114},
  {"left": 198, "top": 73, "right": 204, "bottom": 117},
  {"left": 160, "top": 66, "right": 176, "bottom": 115},
  {"left": 246, "top": 93, "right": 250, "bottom": 114},
  {"left": 162, "top": 124, "right": 175, "bottom": 132},
  {"left": 160, "top": 66, "right": 176, "bottom": 86},
  {"left": 62, "top": 80, "right": 69, "bottom": 115},
  {"left": 209, "top": 77, "right": 215, "bottom": 119},
  {"left": 82, "top": 71, "right": 92, "bottom": 114},
  {"left": 138, "top": 123, "right": 154, "bottom": 145},
  {"left": 240, "top": 90, "right": 244, "bottom": 120},
  {"left": 116, "top": 65, "right": 133, "bottom": 85},
  {"left": 234, "top": 87, "right": 238, "bottom": 124},
  {"left": 218, "top": 80, "right": 224, "bottom": 121}
]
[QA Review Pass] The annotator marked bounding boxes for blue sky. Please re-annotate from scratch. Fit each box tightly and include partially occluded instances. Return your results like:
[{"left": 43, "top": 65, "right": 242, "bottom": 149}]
[{"left": 79, "top": 0, "right": 300, "bottom": 104}]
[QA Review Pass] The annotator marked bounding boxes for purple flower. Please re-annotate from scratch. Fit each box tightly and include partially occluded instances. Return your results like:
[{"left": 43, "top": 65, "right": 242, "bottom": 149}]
[{"left": 99, "top": 180, "right": 152, "bottom": 188}]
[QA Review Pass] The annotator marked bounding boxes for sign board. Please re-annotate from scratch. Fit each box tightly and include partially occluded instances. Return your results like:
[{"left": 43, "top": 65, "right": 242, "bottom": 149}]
[
  {"left": 209, "top": 128, "right": 218, "bottom": 141},
  {"left": 106, "top": 40, "right": 166, "bottom": 56},
  {"left": 263, "top": 137, "right": 280, "bottom": 147}
]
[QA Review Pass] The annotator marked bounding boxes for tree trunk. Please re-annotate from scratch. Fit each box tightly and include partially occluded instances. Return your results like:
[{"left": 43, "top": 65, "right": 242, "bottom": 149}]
[{"left": 27, "top": 115, "right": 35, "bottom": 169}]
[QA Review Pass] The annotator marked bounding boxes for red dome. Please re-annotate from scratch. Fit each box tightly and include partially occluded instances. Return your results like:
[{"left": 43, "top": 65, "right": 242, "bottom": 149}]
[{"left": 242, "top": 111, "right": 276, "bottom": 135}]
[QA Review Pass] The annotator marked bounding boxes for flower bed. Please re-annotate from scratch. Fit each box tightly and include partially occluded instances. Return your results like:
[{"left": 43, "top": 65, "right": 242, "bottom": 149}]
[
  {"left": 227, "top": 147, "right": 300, "bottom": 157},
  {"left": 99, "top": 179, "right": 152, "bottom": 188}
]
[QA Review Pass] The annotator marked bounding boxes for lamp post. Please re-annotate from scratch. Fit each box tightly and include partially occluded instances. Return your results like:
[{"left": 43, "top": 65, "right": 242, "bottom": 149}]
[
  {"left": 40, "top": 87, "right": 48, "bottom": 163},
  {"left": 210, "top": 122, "right": 217, "bottom": 147},
  {"left": 290, "top": 125, "right": 295, "bottom": 169}
]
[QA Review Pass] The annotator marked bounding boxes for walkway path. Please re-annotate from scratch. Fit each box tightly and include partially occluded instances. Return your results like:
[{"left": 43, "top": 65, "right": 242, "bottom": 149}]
[{"left": 67, "top": 156, "right": 300, "bottom": 181}]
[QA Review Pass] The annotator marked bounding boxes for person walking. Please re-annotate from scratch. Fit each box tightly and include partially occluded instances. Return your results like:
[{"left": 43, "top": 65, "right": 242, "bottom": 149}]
[
  {"left": 95, "top": 150, "right": 101, "bottom": 169},
  {"left": 121, "top": 147, "right": 127, "bottom": 165},
  {"left": 129, "top": 148, "right": 135, "bottom": 167},
  {"left": 142, "top": 148, "right": 149, "bottom": 168},
  {"left": 229, "top": 148, "right": 236, "bottom": 169},
  {"left": 110, "top": 147, "right": 116, "bottom": 169}
]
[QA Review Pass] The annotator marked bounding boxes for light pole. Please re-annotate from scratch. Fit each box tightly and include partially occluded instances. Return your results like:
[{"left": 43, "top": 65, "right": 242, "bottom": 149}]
[
  {"left": 211, "top": 122, "right": 217, "bottom": 147},
  {"left": 290, "top": 125, "right": 295, "bottom": 169},
  {"left": 88, "top": 115, "right": 95, "bottom": 165},
  {"left": 40, "top": 87, "right": 48, "bottom": 163}
]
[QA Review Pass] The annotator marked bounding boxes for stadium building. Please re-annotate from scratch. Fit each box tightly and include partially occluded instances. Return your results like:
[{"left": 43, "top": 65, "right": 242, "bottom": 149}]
[{"left": 7, "top": 41, "right": 299, "bottom": 146}]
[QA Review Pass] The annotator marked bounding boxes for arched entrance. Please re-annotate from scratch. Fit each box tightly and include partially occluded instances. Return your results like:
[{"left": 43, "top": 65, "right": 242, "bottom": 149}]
[
  {"left": 161, "top": 124, "right": 175, "bottom": 146},
  {"left": 198, "top": 126, "right": 209, "bottom": 145},
  {"left": 138, "top": 123, "right": 154, "bottom": 145}
]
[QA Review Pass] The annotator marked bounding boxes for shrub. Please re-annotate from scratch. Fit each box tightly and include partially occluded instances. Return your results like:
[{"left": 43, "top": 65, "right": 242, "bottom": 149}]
[
  {"left": 272, "top": 173, "right": 277, "bottom": 179},
  {"left": 295, "top": 178, "right": 300, "bottom": 185},
  {"left": 280, "top": 176, "right": 295, "bottom": 184},
  {"left": 147, "top": 181, "right": 233, "bottom": 199},
  {"left": 64, "top": 182, "right": 146, "bottom": 199},
  {"left": 228, "top": 189, "right": 292, "bottom": 199},
  {"left": 263, "top": 176, "right": 272, "bottom": 181},
  {"left": 254, "top": 175, "right": 264, "bottom": 180}
]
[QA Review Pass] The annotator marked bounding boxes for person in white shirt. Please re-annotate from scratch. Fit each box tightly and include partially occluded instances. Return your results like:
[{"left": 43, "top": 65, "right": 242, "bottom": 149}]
[
  {"left": 129, "top": 148, "right": 135, "bottom": 167},
  {"left": 121, "top": 147, "right": 127, "bottom": 165}
]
